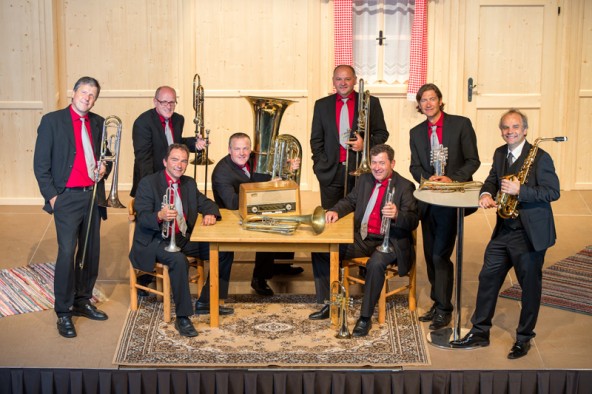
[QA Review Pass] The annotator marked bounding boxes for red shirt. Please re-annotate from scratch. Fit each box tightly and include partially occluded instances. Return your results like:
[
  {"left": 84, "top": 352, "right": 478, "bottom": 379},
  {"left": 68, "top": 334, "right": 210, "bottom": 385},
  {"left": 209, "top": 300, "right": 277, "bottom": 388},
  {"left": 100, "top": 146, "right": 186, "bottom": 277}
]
[
  {"left": 65, "top": 105, "right": 95, "bottom": 187},
  {"left": 427, "top": 112, "right": 444, "bottom": 145},
  {"left": 158, "top": 112, "right": 174, "bottom": 139},
  {"left": 336, "top": 92, "right": 356, "bottom": 162},
  {"left": 368, "top": 177, "right": 391, "bottom": 236}
]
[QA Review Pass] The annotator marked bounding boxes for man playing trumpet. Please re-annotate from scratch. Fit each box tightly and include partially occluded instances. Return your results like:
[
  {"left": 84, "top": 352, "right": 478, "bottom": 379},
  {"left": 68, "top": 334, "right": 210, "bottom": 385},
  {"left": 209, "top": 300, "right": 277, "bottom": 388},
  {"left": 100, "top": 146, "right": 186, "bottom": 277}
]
[
  {"left": 130, "top": 144, "right": 234, "bottom": 337},
  {"left": 311, "top": 144, "right": 418, "bottom": 337}
]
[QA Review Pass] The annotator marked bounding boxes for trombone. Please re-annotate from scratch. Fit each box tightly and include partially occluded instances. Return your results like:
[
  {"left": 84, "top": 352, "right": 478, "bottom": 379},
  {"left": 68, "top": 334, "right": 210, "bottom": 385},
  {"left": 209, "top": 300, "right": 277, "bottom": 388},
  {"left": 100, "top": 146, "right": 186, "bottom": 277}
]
[{"left": 191, "top": 74, "right": 213, "bottom": 193}]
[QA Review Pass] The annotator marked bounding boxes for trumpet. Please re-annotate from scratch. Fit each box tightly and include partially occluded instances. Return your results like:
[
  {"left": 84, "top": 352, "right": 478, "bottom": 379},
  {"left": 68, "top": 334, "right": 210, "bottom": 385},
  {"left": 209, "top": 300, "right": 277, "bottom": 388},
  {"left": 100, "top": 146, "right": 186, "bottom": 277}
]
[
  {"left": 377, "top": 179, "right": 395, "bottom": 253},
  {"left": 80, "top": 115, "right": 123, "bottom": 269},
  {"left": 418, "top": 177, "right": 483, "bottom": 192},
  {"left": 161, "top": 181, "right": 181, "bottom": 252},
  {"left": 242, "top": 206, "right": 326, "bottom": 235},
  {"left": 325, "top": 268, "right": 353, "bottom": 339}
]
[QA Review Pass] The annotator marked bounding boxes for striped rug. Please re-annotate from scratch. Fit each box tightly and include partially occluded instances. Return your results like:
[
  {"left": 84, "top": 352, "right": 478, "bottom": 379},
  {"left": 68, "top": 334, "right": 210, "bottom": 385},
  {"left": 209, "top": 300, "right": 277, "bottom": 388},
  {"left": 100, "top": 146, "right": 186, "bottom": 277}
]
[
  {"left": 0, "top": 262, "right": 105, "bottom": 317},
  {"left": 500, "top": 245, "right": 592, "bottom": 316}
]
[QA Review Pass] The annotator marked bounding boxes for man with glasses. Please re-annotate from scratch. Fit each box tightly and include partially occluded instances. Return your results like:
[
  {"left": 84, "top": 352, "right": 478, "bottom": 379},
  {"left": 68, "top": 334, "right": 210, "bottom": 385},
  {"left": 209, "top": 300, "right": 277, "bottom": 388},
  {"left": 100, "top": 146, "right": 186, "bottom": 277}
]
[{"left": 131, "top": 86, "right": 207, "bottom": 197}]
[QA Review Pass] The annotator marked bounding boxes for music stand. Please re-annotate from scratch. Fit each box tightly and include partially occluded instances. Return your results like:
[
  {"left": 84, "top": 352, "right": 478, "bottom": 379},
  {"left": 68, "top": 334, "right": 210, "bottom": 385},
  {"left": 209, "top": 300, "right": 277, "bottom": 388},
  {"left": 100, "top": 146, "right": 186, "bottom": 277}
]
[{"left": 413, "top": 188, "right": 480, "bottom": 349}]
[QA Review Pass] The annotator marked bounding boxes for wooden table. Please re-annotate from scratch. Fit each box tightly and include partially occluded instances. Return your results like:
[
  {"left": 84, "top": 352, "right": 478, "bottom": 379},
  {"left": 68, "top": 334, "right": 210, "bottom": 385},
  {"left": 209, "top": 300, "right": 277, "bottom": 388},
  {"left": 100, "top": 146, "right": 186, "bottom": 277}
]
[{"left": 190, "top": 209, "right": 354, "bottom": 327}]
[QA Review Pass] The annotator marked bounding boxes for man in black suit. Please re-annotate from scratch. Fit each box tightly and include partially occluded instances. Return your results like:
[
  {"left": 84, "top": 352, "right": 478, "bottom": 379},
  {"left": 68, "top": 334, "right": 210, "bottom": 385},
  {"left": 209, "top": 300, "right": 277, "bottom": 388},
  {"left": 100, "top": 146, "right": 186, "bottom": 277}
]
[
  {"left": 309, "top": 65, "right": 389, "bottom": 305},
  {"left": 313, "top": 144, "right": 419, "bottom": 336},
  {"left": 34, "top": 76, "right": 112, "bottom": 338},
  {"left": 409, "top": 83, "right": 480, "bottom": 330},
  {"left": 451, "top": 109, "right": 560, "bottom": 359},
  {"left": 130, "top": 144, "right": 234, "bottom": 337},
  {"left": 211, "top": 132, "right": 303, "bottom": 296},
  {"left": 130, "top": 86, "right": 206, "bottom": 197}
]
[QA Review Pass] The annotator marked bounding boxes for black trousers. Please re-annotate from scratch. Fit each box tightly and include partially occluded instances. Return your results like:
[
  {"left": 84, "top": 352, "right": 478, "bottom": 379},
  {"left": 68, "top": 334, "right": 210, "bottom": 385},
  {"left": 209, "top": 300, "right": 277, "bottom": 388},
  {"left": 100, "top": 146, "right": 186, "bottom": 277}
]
[
  {"left": 420, "top": 202, "right": 457, "bottom": 314},
  {"left": 252, "top": 252, "right": 295, "bottom": 280},
  {"left": 470, "top": 226, "right": 545, "bottom": 342},
  {"left": 53, "top": 189, "right": 101, "bottom": 317}
]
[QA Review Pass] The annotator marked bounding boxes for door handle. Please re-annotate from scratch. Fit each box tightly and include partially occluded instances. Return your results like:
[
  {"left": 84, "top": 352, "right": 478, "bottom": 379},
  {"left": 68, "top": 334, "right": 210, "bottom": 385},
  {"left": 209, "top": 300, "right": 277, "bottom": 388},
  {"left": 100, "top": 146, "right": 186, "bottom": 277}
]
[{"left": 468, "top": 78, "right": 477, "bottom": 102}]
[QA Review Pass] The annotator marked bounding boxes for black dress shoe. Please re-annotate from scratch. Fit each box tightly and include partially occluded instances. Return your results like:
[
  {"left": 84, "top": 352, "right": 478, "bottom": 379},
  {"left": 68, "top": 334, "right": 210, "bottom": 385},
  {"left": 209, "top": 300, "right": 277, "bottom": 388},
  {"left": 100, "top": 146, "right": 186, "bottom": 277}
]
[
  {"left": 251, "top": 278, "right": 274, "bottom": 296},
  {"left": 195, "top": 301, "right": 234, "bottom": 315},
  {"left": 429, "top": 312, "right": 451, "bottom": 330},
  {"left": 308, "top": 305, "right": 330, "bottom": 320},
  {"left": 273, "top": 265, "right": 304, "bottom": 276},
  {"left": 451, "top": 332, "right": 490, "bottom": 348},
  {"left": 418, "top": 305, "right": 437, "bottom": 322},
  {"left": 72, "top": 303, "right": 108, "bottom": 321},
  {"left": 352, "top": 318, "right": 372, "bottom": 337},
  {"left": 57, "top": 316, "right": 76, "bottom": 338},
  {"left": 508, "top": 340, "right": 531, "bottom": 359},
  {"left": 174, "top": 316, "right": 198, "bottom": 337}
]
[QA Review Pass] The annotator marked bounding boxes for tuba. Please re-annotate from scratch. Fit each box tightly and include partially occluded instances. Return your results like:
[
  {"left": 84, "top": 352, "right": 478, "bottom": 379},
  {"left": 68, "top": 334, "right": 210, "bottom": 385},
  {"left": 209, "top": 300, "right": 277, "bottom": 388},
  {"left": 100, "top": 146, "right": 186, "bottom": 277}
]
[
  {"left": 350, "top": 81, "right": 372, "bottom": 176},
  {"left": 242, "top": 206, "right": 326, "bottom": 235},
  {"left": 496, "top": 136, "right": 567, "bottom": 219},
  {"left": 245, "top": 96, "right": 302, "bottom": 182}
]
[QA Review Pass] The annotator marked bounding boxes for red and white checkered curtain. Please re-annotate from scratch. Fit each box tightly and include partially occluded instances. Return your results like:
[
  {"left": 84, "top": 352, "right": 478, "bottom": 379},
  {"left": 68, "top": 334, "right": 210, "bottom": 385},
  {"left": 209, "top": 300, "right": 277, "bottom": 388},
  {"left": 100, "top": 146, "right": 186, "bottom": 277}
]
[
  {"left": 334, "top": 0, "right": 353, "bottom": 68},
  {"left": 407, "top": 0, "right": 427, "bottom": 100}
]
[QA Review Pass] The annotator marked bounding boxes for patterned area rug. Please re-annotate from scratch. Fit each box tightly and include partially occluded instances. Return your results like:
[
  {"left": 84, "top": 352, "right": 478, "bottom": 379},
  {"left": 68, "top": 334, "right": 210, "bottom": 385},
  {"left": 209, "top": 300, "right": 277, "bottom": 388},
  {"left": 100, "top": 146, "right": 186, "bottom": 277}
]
[
  {"left": 114, "top": 294, "right": 430, "bottom": 368},
  {"left": 0, "top": 262, "right": 105, "bottom": 317},
  {"left": 500, "top": 245, "right": 592, "bottom": 315}
]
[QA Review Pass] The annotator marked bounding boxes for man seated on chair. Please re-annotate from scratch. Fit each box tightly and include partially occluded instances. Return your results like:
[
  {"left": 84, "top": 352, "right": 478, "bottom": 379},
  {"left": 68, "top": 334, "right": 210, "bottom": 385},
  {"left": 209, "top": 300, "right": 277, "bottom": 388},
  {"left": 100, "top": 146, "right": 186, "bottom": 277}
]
[
  {"left": 211, "top": 132, "right": 303, "bottom": 296},
  {"left": 129, "top": 143, "right": 234, "bottom": 337},
  {"left": 309, "top": 144, "right": 419, "bottom": 337}
]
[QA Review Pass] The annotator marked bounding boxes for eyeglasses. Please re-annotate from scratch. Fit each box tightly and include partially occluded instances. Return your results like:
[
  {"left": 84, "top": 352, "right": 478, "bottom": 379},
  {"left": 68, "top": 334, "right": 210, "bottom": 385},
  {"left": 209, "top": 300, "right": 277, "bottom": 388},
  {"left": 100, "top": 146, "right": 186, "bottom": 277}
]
[{"left": 156, "top": 99, "right": 177, "bottom": 107}]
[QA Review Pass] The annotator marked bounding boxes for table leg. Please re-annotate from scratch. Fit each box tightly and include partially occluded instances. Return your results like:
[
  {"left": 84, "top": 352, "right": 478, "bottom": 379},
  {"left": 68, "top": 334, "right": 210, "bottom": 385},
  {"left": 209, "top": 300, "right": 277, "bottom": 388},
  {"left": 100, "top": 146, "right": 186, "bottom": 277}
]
[
  {"left": 329, "top": 243, "right": 339, "bottom": 328},
  {"left": 427, "top": 207, "right": 470, "bottom": 348},
  {"left": 209, "top": 242, "right": 219, "bottom": 328}
]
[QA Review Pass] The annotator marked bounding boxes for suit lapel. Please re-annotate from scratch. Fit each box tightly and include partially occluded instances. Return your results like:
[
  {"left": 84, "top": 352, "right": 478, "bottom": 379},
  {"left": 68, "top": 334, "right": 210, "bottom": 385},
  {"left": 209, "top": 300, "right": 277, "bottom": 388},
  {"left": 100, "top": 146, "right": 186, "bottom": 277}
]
[
  {"left": 61, "top": 107, "right": 76, "bottom": 149},
  {"left": 327, "top": 94, "right": 340, "bottom": 143},
  {"left": 151, "top": 109, "right": 169, "bottom": 148},
  {"left": 441, "top": 113, "right": 451, "bottom": 148}
]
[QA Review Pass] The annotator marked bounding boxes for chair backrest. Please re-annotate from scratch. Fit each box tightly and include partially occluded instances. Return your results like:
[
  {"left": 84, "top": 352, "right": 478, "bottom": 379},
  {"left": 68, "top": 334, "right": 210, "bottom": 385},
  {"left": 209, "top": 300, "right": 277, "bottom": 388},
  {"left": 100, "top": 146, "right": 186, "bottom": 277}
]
[{"left": 128, "top": 198, "right": 136, "bottom": 254}]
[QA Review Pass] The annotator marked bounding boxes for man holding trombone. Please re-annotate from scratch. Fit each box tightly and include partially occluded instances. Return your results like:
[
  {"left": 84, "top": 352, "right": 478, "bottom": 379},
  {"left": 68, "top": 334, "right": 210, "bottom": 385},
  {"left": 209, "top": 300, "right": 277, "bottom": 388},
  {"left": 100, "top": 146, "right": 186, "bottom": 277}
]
[
  {"left": 312, "top": 144, "right": 418, "bottom": 336},
  {"left": 34, "top": 76, "right": 112, "bottom": 338},
  {"left": 130, "top": 144, "right": 234, "bottom": 337}
]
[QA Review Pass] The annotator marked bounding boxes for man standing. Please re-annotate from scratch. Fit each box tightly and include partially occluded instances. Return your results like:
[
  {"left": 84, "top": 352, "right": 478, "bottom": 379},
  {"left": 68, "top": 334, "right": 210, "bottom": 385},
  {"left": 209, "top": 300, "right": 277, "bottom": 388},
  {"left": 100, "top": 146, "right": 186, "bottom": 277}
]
[
  {"left": 130, "top": 86, "right": 206, "bottom": 197},
  {"left": 34, "top": 76, "right": 111, "bottom": 338},
  {"left": 316, "top": 144, "right": 418, "bottom": 336},
  {"left": 451, "top": 109, "right": 560, "bottom": 359},
  {"left": 309, "top": 65, "right": 389, "bottom": 316},
  {"left": 409, "top": 83, "right": 480, "bottom": 330},
  {"left": 130, "top": 144, "right": 234, "bottom": 337},
  {"left": 211, "top": 132, "right": 303, "bottom": 296}
]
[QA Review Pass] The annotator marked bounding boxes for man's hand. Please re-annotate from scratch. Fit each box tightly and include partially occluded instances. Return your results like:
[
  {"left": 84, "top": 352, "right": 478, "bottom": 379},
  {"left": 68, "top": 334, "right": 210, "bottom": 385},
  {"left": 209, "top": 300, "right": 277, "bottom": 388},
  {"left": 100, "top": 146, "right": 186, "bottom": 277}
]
[
  {"left": 95, "top": 162, "right": 108, "bottom": 181},
  {"left": 346, "top": 133, "right": 364, "bottom": 152},
  {"left": 201, "top": 214, "right": 217, "bottom": 226},
  {"left": 479, "top": 194, "right": 497, "bottom": 209},
  {"left": 195, "top": 134, "right": 207, "bottom": 151},
  {"left": 325, "top": 210, "right": 339, "bottom": 223},
  {"left": 429, "top": 175, "right": 452, "bottom": 182},
  {"left": 49, "top": 195, "right": 57, "bottom": 209},
  {"left": 288, "top": 157, "right": 301, "bottom": 171},
  {"left": 381, "top": 202, "right": 398, "bottom": 220},
  {"left": 158, "top": 205, "right": 178, "bottom": 222},
  {"left": 500, "top": 177, "right": 520, "bottom": 196}
]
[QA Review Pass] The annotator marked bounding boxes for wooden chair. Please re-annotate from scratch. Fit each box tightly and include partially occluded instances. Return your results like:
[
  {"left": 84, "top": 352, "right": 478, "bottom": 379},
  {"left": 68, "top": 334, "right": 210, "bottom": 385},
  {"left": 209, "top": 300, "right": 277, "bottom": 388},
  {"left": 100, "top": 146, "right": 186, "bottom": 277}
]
[
  {"left": 342, "top": 230, "right": 417, "bottom": 324},
  {"left": 128, "top": 198, "right": 204, "bottom": 322}
]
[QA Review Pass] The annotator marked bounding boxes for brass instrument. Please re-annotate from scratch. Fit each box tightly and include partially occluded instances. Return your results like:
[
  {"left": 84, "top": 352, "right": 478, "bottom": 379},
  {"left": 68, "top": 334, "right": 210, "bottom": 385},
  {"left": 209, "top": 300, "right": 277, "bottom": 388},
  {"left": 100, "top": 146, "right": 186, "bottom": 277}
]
[
  {"left": 350, "top": 81, "right": 372, "bottom": 177},
  {"left": 161, "top": 181, "right": 181, "bottom": 252},
  {"left": 80, "top": 115, "right": 124, "bottom": 268},
  {"left": 496, "top": 136, "right": 567, "bottom": 219},
  {"left": 242, "top": 206, "right": 326, "bottom": 235},
  {"left": 377, "top": 179, "right": 395, "bottom": 253},
  {"left": 268, "top": 134, "right": 302, "bottom": 184},
  {"left": 419, "top": 177, "right": 483, "bottom": 192},
  {"left": 191, "top": 74, "right": 214, "bottom": 189},
  {"left": 325, "top": 268, "right": 353, "bottom": 339}
]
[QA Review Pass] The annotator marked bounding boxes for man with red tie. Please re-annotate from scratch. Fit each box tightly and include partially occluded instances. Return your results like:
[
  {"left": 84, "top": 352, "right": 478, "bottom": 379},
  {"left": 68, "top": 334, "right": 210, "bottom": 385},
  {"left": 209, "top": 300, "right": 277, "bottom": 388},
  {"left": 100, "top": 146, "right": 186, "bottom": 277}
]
[{"left": 34, "top": 76, "right": 112, "bottom": 338}]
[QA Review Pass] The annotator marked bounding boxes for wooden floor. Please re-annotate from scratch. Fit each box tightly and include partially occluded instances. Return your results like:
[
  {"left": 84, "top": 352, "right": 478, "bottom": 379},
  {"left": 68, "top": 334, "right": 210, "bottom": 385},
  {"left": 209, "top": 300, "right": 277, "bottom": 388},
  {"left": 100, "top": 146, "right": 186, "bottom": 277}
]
[{"left": 0, "top": 190, "right": 591, "bottom": 371}]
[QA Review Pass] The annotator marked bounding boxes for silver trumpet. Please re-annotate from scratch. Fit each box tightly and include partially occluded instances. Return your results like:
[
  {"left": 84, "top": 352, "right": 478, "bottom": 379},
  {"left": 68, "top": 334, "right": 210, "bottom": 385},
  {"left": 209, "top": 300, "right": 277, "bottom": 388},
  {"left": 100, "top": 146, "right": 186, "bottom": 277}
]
[
  {"left": 377, "top": 178, "right": 395, "bottom": 253},
  {"left": 162, "top": 181, "right": 181, "bottom": 252}
]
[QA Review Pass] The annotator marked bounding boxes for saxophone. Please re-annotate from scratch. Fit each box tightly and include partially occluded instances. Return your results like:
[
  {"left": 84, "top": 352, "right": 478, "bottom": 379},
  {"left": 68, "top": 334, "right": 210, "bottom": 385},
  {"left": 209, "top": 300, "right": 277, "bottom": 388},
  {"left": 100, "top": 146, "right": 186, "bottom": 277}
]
[{"left": 496, "top": 137, "right": 567, "bottom": 219}]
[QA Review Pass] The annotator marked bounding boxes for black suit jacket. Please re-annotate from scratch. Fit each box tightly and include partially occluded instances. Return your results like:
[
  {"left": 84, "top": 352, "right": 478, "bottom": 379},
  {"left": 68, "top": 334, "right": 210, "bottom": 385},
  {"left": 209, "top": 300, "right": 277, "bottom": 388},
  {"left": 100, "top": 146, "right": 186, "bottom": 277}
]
[
  {"left": 310, "top": 93, "right": 389, "bottom": 186},
  {"left": 131, "top": 109, "right": 196, "bottom": 196},
  {"left": 330, "top": 172, "right": 419, "bottom": 276},
  {"left": 211, "top": 154, "right": 270, "bottom": 210},
  {"left": 33, "top": 106, "right": 110, "bottom": 218},
  {"left": 481, "top": 141, "right": 560, "bottom": 251},
  {"left": 129, "top": 171, "right": 221, "bottom": 272}
]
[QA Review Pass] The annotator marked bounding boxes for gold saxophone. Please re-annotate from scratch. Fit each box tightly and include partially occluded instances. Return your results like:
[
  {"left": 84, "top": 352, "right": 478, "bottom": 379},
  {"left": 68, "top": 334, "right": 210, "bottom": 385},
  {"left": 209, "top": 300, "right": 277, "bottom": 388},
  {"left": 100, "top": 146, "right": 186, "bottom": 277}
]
[
  {"left": 496, "top": 136, "right": 567, "bottom": 219},
  {"left": 418, "top": 177, "right": 483, "bottom": 192}
]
